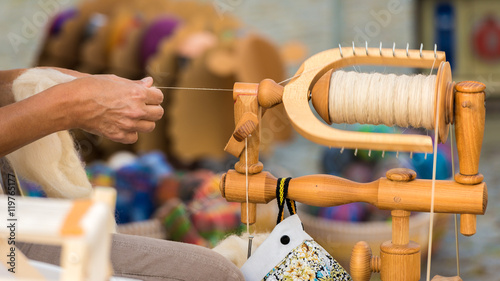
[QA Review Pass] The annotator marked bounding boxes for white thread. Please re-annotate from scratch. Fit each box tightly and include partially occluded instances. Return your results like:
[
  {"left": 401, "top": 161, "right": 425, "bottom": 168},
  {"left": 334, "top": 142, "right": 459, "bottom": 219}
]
[
  {"left": 155, "top": 86, "right": 233, "bottom": 91},
  {"left": 450, "top": 125, "right": 460, "bottom": 276},
  {"left": 245, "top": 138, "right": 250, "bottom": 235},
  {"left": 328, "top": 71, "right": 437, "bottom": 130},
  {"left": 425, "top": 77, "right": 441, "bottom": 281},
  {"left": 278, "top": 64, "right": 329, "bottom": 85}
]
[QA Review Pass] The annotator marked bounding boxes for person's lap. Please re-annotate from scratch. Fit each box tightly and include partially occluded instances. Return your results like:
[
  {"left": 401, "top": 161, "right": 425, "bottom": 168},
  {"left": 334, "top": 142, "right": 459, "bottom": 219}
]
[{"left": 18, "top": 233, "right": 244, "bottom": 281}]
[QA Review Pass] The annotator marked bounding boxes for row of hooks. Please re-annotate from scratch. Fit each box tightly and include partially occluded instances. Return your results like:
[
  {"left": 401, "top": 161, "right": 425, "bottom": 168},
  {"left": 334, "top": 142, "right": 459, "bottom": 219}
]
[
  {"left": 339, "top": 41, "right": 438, "bottom": 59},
  {"left": 337, "top": 147, "right": 427, "bottom": 159}
]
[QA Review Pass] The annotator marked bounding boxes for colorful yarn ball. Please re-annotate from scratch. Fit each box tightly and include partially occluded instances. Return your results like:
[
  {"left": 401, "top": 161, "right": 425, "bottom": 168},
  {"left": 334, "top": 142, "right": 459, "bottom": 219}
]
[
  {"left": 411, "top": 144, "right": 452, "bottom": 180},
  {"left": 155, "top": 176, "right": 181, "bottom": 205},
  {"left": 84, "top": 13, "right": 108, "bottom": 40},
  {"left": 114, "top": 161, "right": 155, "bottom": 223},
  {"left": 48, "top": 8, "right": 78, "bottom": 37},
  {"left": 107, "top": 12, "right": 142, "bottom": 55},
  {"left": 18, "top": 177, "right": 45, "bottom": 197},
  {"left": 140, "top": 17, "right": 180, "bottom": 67},
  {"left": 86, "top": 161, "right": 115, "bottom": 187},
  {"left": 321, "top": 148, "right": 353, "bottom": 176},
  {"left": 317, "top": 203, "right": 368, "bottom": 222},
  {"left": 177, "top": 31, "right": 217, "bottom": 59},
  {"left": 137, "top": 151, "right": 174, "bottom": 183},
  {"left": 356, "top": 125, "right": 395, "bottom": 161},
  {"left": 343, "top": 162, "right": 374, "bottom": 183},
  {"left": 107, "top": 151, "right": 137, "bottom": 170}
]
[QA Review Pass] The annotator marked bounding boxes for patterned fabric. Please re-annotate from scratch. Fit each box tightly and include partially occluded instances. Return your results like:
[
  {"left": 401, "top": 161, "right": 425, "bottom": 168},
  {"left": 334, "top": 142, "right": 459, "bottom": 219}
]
[{"left": 263, "top": 240, "right": 351, "bottom": 281}]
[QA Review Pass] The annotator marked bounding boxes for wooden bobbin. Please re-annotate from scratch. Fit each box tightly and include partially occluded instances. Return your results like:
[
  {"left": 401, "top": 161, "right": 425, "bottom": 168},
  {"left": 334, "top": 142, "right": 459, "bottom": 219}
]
[{"left": 310, "top": 61, "right": 454, "bottom": 143}]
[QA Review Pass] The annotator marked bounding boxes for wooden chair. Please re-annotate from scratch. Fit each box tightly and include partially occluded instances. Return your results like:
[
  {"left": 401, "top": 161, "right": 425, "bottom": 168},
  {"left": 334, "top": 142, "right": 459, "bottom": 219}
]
[{"left": 0, "top": 187, "right": 117, "bottom": 281}]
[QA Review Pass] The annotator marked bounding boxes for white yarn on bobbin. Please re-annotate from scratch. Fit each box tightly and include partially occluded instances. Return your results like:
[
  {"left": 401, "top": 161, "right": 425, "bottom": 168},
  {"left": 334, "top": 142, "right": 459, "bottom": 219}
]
[{"left": 328, "top": 70, "right": 436, "bottom": 130}]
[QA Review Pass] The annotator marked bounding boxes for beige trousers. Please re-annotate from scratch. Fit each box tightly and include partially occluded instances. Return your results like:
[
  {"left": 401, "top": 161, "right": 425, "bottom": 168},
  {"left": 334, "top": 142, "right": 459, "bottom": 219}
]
[{"left": 18, "top": 233, "right": 244, "bottom": 281}]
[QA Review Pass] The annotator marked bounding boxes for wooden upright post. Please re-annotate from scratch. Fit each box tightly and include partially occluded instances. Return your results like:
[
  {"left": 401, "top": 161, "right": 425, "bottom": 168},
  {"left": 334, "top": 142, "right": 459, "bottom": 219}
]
[
  {"left": 380, "top": 210, "right": 420, "bottom": 281},
  {"left": 233, "top": 83, "right": 263, "bottom": 225},
  {"left": 454, "top": 81, "right": 485, "bottom": 236}
]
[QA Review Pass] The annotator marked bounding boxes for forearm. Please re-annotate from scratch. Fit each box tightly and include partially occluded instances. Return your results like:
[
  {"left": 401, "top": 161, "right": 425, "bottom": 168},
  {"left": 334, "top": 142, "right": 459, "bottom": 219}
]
[
  {"left": 0, "top": 69, "right": 25, "bottom": 107},
  {"left": 0, "top": 68, "right": 87, "bottom": 107},
  {"left": 0, "top": 83, "right": 72, "bottom": 157},
  {"left": 0, "top": 70, "right": 163, "bottom": 157}
]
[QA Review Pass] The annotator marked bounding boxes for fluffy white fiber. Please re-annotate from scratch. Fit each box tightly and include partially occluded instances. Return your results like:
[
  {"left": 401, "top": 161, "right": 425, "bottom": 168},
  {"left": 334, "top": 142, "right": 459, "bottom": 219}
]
[
  {"left": 212, "top": 232, "right": 269, "bottom": 268},
  {"left": 6, "top": 68, "right": 92, "bottom": 199}
]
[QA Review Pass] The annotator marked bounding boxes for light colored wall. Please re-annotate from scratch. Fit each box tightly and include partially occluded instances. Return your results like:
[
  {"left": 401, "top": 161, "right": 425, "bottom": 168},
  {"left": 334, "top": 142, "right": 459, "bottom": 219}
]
[
  {"left": 0, "top": 0, "right": 416, "bottom": 71},
  {"left": 0, "top": 0, "right": 78, "bottom": 69}
]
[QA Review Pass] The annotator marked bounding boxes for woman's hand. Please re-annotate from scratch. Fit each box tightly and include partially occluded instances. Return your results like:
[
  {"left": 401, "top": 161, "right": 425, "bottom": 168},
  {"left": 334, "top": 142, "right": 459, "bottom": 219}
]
[{"left": 67, "top": 75, "right": 164, "bottom": 144}]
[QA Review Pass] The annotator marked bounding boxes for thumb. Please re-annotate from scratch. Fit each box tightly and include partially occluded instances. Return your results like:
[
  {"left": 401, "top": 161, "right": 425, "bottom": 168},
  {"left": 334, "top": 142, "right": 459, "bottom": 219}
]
[{"left": 139, "top": 77, "right": 154, "bottom": 87}]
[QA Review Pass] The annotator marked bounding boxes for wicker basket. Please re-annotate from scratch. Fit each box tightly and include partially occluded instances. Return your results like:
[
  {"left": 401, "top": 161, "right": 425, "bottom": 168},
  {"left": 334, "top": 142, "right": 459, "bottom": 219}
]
[{"left": 299, "top": 208, "right": 450, "bottom": 270}]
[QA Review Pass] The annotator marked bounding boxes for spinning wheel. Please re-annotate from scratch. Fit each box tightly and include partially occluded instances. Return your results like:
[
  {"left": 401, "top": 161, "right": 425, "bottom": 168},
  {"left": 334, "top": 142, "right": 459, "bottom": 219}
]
[{"left": 220, "top": 44, "right": 486, "bottom": 280}]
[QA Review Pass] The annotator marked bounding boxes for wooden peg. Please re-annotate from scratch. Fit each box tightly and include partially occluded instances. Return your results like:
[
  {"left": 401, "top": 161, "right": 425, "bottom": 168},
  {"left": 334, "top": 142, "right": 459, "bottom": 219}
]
[
  {"left": 386, "top": 168, "right": 416, "bottom": 182},
  {"left": 460, "top": 213, "right": 477, "bottom": 237},
  {"left": 233, "top": 113, "right": 258, "bottom": 141},
  {"left": 391, "top": 210, "right": 411, "bottom": 245},
  {"left": 224, "top": 112, "right": 259, "bottom": 157},
  {"left": 241, "top": 202, "right": 256, "bottom": 225},
  {"left": 350, "top": 241, "right": 380, "bottom": 281},
  {"left": 257, "top": 79, "right": 284, "bottom": 108}
]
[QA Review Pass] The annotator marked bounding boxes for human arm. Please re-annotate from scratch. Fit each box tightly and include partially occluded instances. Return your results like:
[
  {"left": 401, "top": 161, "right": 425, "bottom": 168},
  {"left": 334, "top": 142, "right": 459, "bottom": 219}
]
[{"left": 0, "top": 69, "right": 164, "bottom": 157}]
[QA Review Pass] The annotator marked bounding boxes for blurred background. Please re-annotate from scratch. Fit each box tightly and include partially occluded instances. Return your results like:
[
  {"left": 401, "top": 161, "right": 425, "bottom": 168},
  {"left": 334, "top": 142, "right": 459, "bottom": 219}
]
[{"left": 1, "top": 0, "right": 500, "bottom": 279}]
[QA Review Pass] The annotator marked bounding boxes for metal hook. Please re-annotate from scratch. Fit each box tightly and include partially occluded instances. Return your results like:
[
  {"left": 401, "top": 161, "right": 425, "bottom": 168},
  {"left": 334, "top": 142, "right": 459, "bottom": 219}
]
[
  {"left": 247, "top": 235, "right": 254, "bottom": 258},
  {"left": 420, "top": 43, "right": 423, "bottom": 58},
  {"left": 368, "top": 150, "right": 372, "bottom": 157},
  {"left": 354, "top": 148, "right": 358, "bottom": 156},
  {"left": 410, "top": 152, "right": 413, "bottom": 159},
  {"left": 352, "top": 41, "right": 356, "bottom": 55},
  {"left": 396, "top": 151, "right": 399, "bottom": 158},
  {"left": 339, "top": 44, "right": 343, "bottom": 58},
  {"left": 340, "top": 147, "right": 344, "bottom": 154},
  {"left": 379, "top": 42, "right": 383, "bottom": 56},
  {"left": 424, "top": 153, "right": 427, "bottom": 160},
  {"left": 365, "top": 41, "right": 369, "bottom": 55},
  {"left": 382, "top": 151, "right": 385, "bottom": 158},
  {"left": 434, "top": 43, "right": 437, "bottom": 58},
  {"left": 406, "top": 43, "right": 409, "bottom": 57},
  {"left": 392, "top": 42, "right": 396, "bottom": 57}
]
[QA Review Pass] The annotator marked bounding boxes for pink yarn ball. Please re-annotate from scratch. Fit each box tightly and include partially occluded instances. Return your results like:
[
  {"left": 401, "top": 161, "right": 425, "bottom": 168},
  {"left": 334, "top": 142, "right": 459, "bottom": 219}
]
[{"left": 177, "top": 31, "right": 218, "bottom": 59}]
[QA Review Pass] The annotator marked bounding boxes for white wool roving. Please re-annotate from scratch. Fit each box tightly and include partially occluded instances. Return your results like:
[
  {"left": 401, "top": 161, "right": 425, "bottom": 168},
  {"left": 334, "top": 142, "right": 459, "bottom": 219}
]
[
  {"left": 212, "top": 232, "right": 270, "bottom": 268},
  {"left": 6, "top": 68, "right": 92, "bottom": 199}
]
